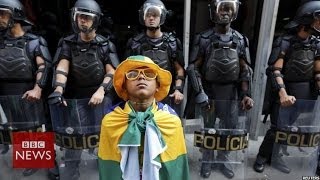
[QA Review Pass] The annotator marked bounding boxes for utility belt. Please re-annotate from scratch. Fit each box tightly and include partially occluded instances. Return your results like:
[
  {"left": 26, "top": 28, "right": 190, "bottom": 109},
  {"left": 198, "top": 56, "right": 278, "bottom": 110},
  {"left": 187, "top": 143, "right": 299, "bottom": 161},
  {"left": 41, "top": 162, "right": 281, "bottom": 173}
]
[{"left": 64, "top": 86, "right": 99, "bottom": 99}]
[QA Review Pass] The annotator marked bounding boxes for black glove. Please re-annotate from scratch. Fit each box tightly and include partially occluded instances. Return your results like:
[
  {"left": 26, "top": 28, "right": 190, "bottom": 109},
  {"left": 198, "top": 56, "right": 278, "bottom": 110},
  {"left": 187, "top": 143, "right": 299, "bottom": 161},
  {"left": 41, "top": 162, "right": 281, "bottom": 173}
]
[
  {"left": 195, "top": 91, "right": 210, "bottom": 109},
  {"left": 48, "top": 91, "right": 65, "bottom": 105}
]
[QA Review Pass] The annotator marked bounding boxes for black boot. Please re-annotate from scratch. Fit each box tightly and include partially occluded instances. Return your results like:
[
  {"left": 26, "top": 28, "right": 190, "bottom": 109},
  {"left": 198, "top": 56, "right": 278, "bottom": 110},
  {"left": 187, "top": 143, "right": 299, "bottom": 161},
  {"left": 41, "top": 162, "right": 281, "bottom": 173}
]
[
  {"left": 48, "top": 160, "right": 60, "bottom": 180},
  {"left": 253, "top": 155, "right": 268, "bottom": 173},
  {"left": 64, "top": 149, "right": 82, "bottom": 180},
  {"left": 271, "top": 145, "right": 291, "bottom": 174},
  {"left": 1, "top": 144, "right": 9, "bottom": 154},
  {"left": 200, "top": 150, "right": 213, "bottom": 178},
  {"left": 22, "top": 168, "right": 38, "bottom": 176},
  {"left": 271, "top": 156, "right": 291, "bottom": 174},
  {"left": 219, "top": 164, "right": 234, "bottom": 179}
]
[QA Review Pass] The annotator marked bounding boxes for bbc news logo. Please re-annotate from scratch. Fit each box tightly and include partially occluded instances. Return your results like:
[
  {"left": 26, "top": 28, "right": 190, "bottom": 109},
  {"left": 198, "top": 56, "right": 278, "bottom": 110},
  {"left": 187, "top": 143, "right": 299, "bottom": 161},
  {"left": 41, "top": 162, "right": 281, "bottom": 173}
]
[{"left": 12, "top": 132, "right": 55, "bottom": 168}]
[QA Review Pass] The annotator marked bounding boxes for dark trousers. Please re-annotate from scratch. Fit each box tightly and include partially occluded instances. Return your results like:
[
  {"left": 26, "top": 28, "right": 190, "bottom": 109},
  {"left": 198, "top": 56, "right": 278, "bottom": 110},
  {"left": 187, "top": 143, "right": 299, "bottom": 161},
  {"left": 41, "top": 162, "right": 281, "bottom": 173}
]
[
  {"left": 258, "top": 100, "right": 315, "bottom": 159},
  {"left": 201, "top": 100, "right": 239, "bottom": 169}
]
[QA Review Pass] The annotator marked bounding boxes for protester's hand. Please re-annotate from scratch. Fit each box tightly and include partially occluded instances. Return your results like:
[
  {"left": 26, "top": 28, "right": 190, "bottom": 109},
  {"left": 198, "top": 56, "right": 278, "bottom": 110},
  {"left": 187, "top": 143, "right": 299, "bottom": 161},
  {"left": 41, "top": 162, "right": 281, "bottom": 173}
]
[
  {"left": 169, "top": 90, "right": 184, "bottom": 104},
  {"left": 195, "top": 91, "right": 210, "bottom": 110},
  {"left": 48, "top": 91, "right": 67, "bottom": 106},
  {"left": 22, "top": 86, "right": 42, "bottom": 102},
  {"left": 89, "top": 88, "right": 104, "bottom": 106},
  {"left": 241, "top": 96, "right": 254, "bottom": 110},
  {"left": 280, "top": 94, "right": 296, "bottom": 107}
]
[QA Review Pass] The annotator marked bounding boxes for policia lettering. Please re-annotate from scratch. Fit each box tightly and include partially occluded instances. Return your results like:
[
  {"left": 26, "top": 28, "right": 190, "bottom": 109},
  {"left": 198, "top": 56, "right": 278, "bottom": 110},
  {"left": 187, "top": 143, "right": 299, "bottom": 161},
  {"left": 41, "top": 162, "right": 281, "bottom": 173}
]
[
  {"left": 55, "top": 133, "right": 99, "bottom": 149},
  {"left": 275, "top": 130, "right": 320, "bottom": 147},
  {"left": 0, "top": 126, "right": 42, "bottom": 144},
  {"left": 194, "top": 131, "right": 248, "bottom": 151}
]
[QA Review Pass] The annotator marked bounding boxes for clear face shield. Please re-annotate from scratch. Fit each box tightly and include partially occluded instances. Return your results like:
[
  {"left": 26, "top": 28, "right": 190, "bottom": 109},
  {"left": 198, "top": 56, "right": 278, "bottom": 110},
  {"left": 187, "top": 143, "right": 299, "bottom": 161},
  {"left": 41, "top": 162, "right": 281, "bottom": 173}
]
[
  {"left": 141, "top": 3, "right": 166, "bottom": 27},
  {"left": 312, "top": 10, "right": 320, "bottom": 33},
  {"left": 0, "top": 7, "right": 12, "bottom": 31},
  {"left": 72, "top": 8, "right": 98, "bottom": 33},
  {"left": 210, "top": 0, "right": 239, "bottom": 24}
]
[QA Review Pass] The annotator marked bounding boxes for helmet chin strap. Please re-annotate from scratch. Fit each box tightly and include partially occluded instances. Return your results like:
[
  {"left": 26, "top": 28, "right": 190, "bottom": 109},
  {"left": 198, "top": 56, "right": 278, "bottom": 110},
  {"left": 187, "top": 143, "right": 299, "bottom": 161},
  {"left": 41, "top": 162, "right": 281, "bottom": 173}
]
[
  {"left": 146, "top": 26, "right": 160, "bottom": 31},
  {"left": 79, "top": 26, "right": 94, "bottom": 34},
  {"left": 312, "top": 25, "right": 320, "bottom": 33}
]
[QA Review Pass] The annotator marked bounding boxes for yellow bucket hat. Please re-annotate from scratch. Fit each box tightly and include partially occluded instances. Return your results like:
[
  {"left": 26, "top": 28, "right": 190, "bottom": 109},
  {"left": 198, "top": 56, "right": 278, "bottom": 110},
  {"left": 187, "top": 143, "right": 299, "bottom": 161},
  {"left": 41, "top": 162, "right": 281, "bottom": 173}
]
[{"left": 113, "top": 55, "right": 172, "bottom": 101}]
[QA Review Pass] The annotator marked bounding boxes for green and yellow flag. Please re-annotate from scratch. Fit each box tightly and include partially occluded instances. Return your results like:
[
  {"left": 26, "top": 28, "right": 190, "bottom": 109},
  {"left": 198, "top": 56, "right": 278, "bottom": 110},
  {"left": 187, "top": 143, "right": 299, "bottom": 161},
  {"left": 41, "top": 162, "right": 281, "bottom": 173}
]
[{"left": 98, "top": 101, "right": 189, "bottom": 180}]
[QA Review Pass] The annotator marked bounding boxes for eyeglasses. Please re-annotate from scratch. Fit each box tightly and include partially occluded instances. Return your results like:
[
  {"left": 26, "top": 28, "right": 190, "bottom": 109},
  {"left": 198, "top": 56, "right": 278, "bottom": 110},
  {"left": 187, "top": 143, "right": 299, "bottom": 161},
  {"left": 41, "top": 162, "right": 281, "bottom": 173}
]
[{"left": 125, "top": 68, "right": 158, "bottom": 81}]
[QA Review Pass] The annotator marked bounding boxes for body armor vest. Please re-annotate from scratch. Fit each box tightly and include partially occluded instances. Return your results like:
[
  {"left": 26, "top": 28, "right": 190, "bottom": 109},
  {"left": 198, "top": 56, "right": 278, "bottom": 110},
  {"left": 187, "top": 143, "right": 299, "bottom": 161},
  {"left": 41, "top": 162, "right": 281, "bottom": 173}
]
[
  {"left": 0, "top": 38, "right": 34, "bottom": 81},
  {"left": 203, "top": 33, "right": 240, "bottom": 83},
  {"left": 283, "top": 40, "right": 315, "bottom": 82},
  {"left": 69, "top": 42, "right": 105, "bottom": 88},
  {"left": 137, "top": 34, "right": 173, "bottom": 72}
]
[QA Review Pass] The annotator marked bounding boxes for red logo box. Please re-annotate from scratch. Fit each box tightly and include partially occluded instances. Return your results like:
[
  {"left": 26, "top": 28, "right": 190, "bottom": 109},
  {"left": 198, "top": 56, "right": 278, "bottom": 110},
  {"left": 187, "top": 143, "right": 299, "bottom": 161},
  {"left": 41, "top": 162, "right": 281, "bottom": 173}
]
[{"left": 12, "top": 132, "right": 55, "bottom": 168}]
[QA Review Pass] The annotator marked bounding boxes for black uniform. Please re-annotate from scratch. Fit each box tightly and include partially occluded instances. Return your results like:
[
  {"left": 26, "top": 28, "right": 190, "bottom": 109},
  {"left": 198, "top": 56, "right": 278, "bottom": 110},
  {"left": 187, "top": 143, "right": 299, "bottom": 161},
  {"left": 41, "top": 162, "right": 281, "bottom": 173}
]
[
  {"left": 52, "top": 33, "right": 119, "bottom": 179},
  {"left": 126, "top": 32, "right": 184, "bottom": 113},
  {"left": 0, "top": 32, "right": 51, "bottom": 131},
  {"left": 56, "top": 33, "right": 118, "bottom": 99},
  {"left": 258, "top": 34, "right": 320, "bottom": 160},
  {"left": 187, "top": 27, "right": 251, "bottom": 178}
]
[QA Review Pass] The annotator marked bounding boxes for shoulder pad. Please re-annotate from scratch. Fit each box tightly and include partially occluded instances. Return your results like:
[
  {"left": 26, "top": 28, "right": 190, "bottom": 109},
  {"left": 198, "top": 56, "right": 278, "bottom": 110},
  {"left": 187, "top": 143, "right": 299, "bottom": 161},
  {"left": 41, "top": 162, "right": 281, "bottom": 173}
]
[
  {"left": 133, "top": 33, "right": 145, "bottom": 42},
  {"left": 232, "top": 30, "right": 244, "bottom": 40},
  {"left": 38, "top": 36, "right": 48, "bottom": 47},
  {"left": 244, "top": 36, "right": 249, "bottom": 48},
  {"left": 63, "top": 34, "right": 77, "bottom": 43},
  {"left": 57, "top": 38, "right": 64, "bottom": 47},
  {"left": 200, "top": 29, "right": 214, "bottom": 39},
  {"left": 24, "top": 33, "right": 38, "bottom": 40},
  {"left": 282, "top": 35, "right": 292, "bottom": 41},
  {"left": 192, "top": 34, "right": 201, "bottom": 45},
  {"left": 272, "top": 36, "right": 283, "bottom": 47},
  {"left": 176, "top": 38, "right": 183, "bottom": 49},
  {"left": 95, "top": 34, "right": 109, "bottom": 45},
  {"left": 108, "top": 41, "right": 117, "bottom": 53}
]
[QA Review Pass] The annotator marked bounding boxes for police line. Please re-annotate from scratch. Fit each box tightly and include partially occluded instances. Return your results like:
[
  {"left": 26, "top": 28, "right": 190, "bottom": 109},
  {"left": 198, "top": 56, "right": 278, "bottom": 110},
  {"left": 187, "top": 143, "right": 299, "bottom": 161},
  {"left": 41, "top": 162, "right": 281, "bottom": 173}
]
[
  {"left": 275, "top": 130, "right": 320, "bottom": 147},
  {"left": 0, "top": 128, "right": 99, "bottom": 149},
  {"left": 194, "top": 131, "right": 249, "bottom": 151}
]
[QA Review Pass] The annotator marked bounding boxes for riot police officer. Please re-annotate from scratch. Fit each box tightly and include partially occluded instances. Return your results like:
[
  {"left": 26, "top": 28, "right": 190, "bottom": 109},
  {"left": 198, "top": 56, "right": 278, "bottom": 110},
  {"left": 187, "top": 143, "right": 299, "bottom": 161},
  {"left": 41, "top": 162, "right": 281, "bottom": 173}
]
[
  {"left": 187, "top": 0, "right": 253, "bottom": 178},
  {"left": 0, "top": 0, "right": 52, "bottom": 177},
  {"left": 253, "top": 1, "right": 320, "bottom": 174},
  {"left": 48, "top": 0, "right": 119, "bottom": 179},
  {"left": 125, "top": 0, "right": 185, "bottom": 116}
]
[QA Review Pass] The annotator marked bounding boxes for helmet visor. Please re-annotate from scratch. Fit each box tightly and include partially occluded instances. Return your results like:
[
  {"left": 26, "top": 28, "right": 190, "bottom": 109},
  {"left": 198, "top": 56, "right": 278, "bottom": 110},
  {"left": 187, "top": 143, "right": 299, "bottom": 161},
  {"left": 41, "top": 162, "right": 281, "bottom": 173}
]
[
  {"left": 0, "top": 8, "right": 12, "bottom": 30},
  {"left": 72, "top": 8, "right": 98, "bottom": 33},
  {"left": 314, "top": 10, "right": 320, "bottom": 20},
  {"left": 0, "top": 8, "right": 12, "bottom": 15},
  {"left": 73, "top": 10, "right": 97, "bottom": 22},
  {"left": 212, "top": 1, "right": 239, "bottom": 24},
  {"left": 312, "top": 10, "right": 320, "bottom": 33},
  {"left": 143, "top": 4, "right": 163, "bottom": 21}
]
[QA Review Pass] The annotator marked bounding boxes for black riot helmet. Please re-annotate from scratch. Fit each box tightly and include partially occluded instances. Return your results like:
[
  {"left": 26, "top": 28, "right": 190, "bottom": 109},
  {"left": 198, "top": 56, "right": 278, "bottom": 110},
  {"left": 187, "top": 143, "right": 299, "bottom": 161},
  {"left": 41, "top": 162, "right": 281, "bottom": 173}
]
[
  {"left": 71, "top": 0, "right": 103, "bottom": 34},
  {"left": 285, "top": 1, "right": 320, "bottom": 33},
  {"left": 208, "top": 0, "right": 240, "bottom": 25},
  {"left": 0, "top": 0, "right": 32, "bottom": 30},
  {"left": 139, "top": 0, "right": 167, "bottom": 29}
]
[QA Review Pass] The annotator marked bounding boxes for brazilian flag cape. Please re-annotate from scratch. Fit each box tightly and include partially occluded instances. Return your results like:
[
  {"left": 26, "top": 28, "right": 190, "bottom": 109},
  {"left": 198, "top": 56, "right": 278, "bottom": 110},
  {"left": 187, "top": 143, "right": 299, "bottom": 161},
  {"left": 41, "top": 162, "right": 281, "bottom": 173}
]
[{"left": 98, "top": 101, "right": 189, "bottom": 180}]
